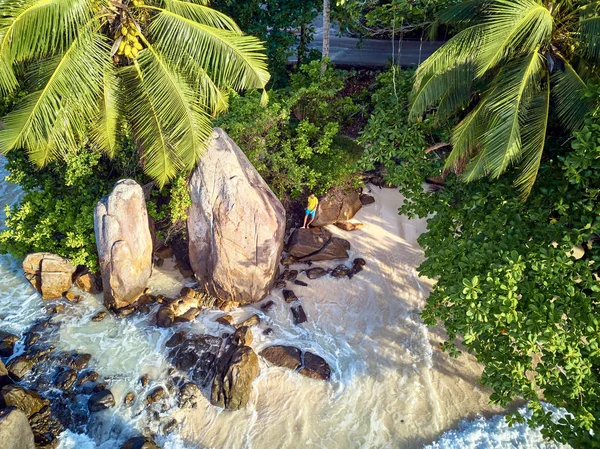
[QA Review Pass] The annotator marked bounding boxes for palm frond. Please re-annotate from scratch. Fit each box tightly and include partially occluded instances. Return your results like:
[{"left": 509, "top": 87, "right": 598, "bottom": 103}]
[
  {"left": 579, "top": 16, "right": 600, "bottom": 62},
  {"left": 409, "top": 63, "right": 474, "bottom": 121},
  {"left": 475, "top": 0, "right": 552, "bottom": 76},
  {"left": 91, "top": 65, "right": 121, "bottom": 157},
  {"left": 159, "top": 0, "right": 241, "bottom": 32},
  {"left": 0, "top": 30, "right": 108, "bottom": 165},
  {"left": 551, "top": 57, "right": 589, "bottom": 131},
  {"left": 0, "top": 0, "right": 95, "bottom": 62},
  {"left": 0, "top": 54, "right": 17, "bottom": 94},
  {"left": 516, "top": 74, "right": 550, "bottom": 198},
  {"left": 145, "top": 6, "right": 270, "bottom": 92},
  {"left": 438, "top": 0, "right": 492, "bottom": 25}
]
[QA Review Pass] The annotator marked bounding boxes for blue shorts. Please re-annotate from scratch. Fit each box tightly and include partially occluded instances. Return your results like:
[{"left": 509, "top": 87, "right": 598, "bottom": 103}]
[{"left": 305, "top": 209, "right": 316, "bottom": 218}]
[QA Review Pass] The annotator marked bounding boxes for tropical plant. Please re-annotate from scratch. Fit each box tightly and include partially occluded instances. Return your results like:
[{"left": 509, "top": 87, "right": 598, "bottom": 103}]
[
  {"left": 409, "top": 0, "right": 599, "bottom": 196},
  {"left": 0, "top": 0, "right": 270, "bottom": 187}
]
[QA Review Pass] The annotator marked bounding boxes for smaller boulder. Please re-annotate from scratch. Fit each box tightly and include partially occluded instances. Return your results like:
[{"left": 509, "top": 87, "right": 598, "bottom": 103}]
[
  {"left": 211, "top": 345, "right": 259, "bottom": 410},
  {"left": 216, "top": 315, "right": 235, "bottom": 326},
  {"left": 282, "top": 290, "right": 298, "bottom": 303},
  {"left": 88, "top": 389, "right": 115, "bottom": 412},
  {"left": 178, "top": 382, "right": 201, "bottom": 409},
  {"left": 91, "top": 311, "right": 107, "bottom": 322},
  {"left": 331, "top": 264, "right": 350, "bottom": 278},
  {"left": 306, "top": 268, "right": 328, "bottom": 280},
  {"left": 6, "top": 355, "right": 36, "bottom": 381},
  {"left": 260, "top": 301, "right": 275, "bottom": 312},
  {"left": 120, "top": 436, "right": 161, "bottom": 449},
  {"left": 74, "top": 271, "right": 102, "bottom": 294},
  {"left": 291, "top": 305, "right": 307, "bottom": 325},
  {"left": 22, "top": 253, "right": 75, "bottom": 300},
  {"left": 293, "top": 280, "right": 308, "bottom": 287},
  {"left": 359, "top": 194, "right": 375, "bottom": 205},
  {"left": 259, "top": 346, "right": 302, "bottom": 371},
  {"left": 0, "top": 331, "right": 18, "bottom": 358},
  {"left": 238, "top": 314, "right": 260, "bottom": 328},
  {"left": 335, "top": 222, "right": 364, "bottom": 232},
  {"left": 0, "top": 385, "right": 49, "bottom": 418},
  {"left": 299, "top": 352, "right": 331, "bottom": 381},
  {"left": 146, "top": 386, "right": 166, "bottom": 404},
  {"left": 54, "top": 369, "right": 77, "bottom": 390},
  {"left": 312, "top": 189, "right": 362, "bottom": 226},
  {"left": 232, "top": 326, "right": 253, "bottom": 347},
  {"left": 124, "top": 392, "right": 135, "bottom": 407},
  {"left": 348, "top": 258, "right": 366, "bottom": 279}
]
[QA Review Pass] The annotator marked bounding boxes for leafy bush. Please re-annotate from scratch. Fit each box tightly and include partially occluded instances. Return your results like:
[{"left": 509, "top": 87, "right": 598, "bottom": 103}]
[{"left": 216, "top": 61, "right": 365, "bottom": 198}]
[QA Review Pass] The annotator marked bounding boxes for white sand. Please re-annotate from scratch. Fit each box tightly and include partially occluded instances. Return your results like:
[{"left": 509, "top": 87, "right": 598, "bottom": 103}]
[{"left": 175, "top": 185, "right": 503, "bottom": 449}]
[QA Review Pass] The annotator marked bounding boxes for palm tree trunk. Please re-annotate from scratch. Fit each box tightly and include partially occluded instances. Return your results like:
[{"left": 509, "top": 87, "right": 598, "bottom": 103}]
[{"left": 321, "top": 0, "right": 330, "bottom": 74}]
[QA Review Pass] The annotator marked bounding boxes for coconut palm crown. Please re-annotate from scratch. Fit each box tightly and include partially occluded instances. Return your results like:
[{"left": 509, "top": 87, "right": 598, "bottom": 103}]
[
  {"left": 410, "top": 0, "right": 599, "bottom": 197},
  {"left": 0, "top": 0, "right": 270, "bottom": 186}
]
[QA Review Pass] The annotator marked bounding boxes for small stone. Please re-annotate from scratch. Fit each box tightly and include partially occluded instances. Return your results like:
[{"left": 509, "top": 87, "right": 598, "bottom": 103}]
[
  {"left": 163, "top": 418, "right": 178, "bottom": 434},
  {"left": 238, "top": 314, "right": 260, "bottom": 328},
  {"left": 216, "top": 315, "right": 234, "bottom": 326},
  {"left": 140, "top": 374, "right": 150, "bottom": 387},
  {"left": 146, "top": 386, "right": 166, "bottom": 404},
  {"left": 174, "top": 307, "right": 200, "bottom": 323},
  {"left": 306, "top": 267, "right": 328, "bottom": 279},
  {"left": 88, "top": 389, "right": 115, "bottom": 412},
  {"left": 65, "top": 292, "right": 76, "bottom": 302},
  {"left": 124, "top": 392, "right": 135, "bottom": 407},
  {"left": 178, "top": 382, "right": 201, "bottom": 409},
  {"left": 281, "top": 270, "right": 298, "bottom": 281},
  {"left": 291, "top": 305, "right": 307, "bottom": 325},
  {"left": 156, "top": 307, "right": 175, "bottom": 328},
  {"left": 293, "top": 280, "right": 308, "bottom": 287},
  {"left": 263, "top": 328, "right": 273, "bottom": 336},
  {"left": 117, "top": 305, "right": 137, "bottom": 317},
  {"left": 165, "top": 331, "right": 187, "bottom": 348},
  {"left": 359, "top": 194, "right": 375, "bottom": 205},
  {"left": 282, "top": 290, "right": 298, "bottom": 303},
  {"left": 280, "top": 255, "right": 296, "bottom": 266},
  {"left": 69, "top": 353, "right": 91, "bottom": 371},
  {"left": 75, "top": 272, "right": 102, "bottom": 294},
  {"left": 179, "top": 286, "right": 196, "bottom": 298},
  {"left": 331, "top": 264, "right": 350, "bottom": 278},
  {"left": 348, "top": 258, "right": 366, "bottom": 279},
  {"left": 232, "top": 326, "right": 253, "bottom": 346},
  {"left": 24, "top": 332, "right": 39, "bottom": 347},
  {"left": 120, "top": 436, "right": 160, "bottom": 449},
  {"left": 335, "top": 222, "right": 364, "bottom": 232},
  {"left": 77, "top": 370, "right": 99, "bottom": 385},
  {"left": 274, "top": 281, "right": 286, "bottom": 289},
  {"left": 54, "top": 369, "right": 77, "bottom": 390},
  {"left": 91, "top": 311, "right": 107, "bottom": 322},
  {"left": 260, "top": 301, "right": 275, "bottom": 312}
]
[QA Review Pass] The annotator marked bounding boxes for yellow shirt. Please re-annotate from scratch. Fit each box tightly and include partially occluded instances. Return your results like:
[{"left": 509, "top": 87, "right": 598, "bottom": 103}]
[{"left": 307, "top": 196, "right": 318, "bottom": 211}]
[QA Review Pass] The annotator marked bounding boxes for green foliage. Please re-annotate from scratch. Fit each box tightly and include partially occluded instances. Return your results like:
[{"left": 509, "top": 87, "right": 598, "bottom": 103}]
[{"left": 216, "top": 61, "right": 364, "bottom": 198}]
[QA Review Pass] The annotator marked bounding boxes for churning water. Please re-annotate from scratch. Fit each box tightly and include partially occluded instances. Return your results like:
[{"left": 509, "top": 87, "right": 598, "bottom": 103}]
[{"left": 0, "top": 160, "right": 570, "bottom": 449}]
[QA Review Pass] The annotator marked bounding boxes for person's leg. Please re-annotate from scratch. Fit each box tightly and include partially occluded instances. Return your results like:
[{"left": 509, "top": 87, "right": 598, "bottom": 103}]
[
  {"left": 306, "top": 210, "right": 315, "bottom": 228},
  {"left": 302, "top": 212, "right": 309, "bottom": 229}
]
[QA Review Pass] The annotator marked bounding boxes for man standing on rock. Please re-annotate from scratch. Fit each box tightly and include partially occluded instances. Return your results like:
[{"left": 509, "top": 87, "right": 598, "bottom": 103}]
[{"left": 302, "top": 194, "right": 319, "bottom": 229}]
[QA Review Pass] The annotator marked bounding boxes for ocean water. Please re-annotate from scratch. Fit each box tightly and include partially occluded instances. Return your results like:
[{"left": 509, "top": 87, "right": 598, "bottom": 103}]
[{"left": 0, "top": 160, "right": 570, "bottom": 449}]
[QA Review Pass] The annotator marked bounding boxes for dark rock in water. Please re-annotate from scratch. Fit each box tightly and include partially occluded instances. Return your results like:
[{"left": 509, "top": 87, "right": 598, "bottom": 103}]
[
  {"left": 282, "top": 290, "right": 298, "bottom": 303},
  {"left": 211, "top": 345, "right": 259, "bottom": 410},
  {"left": 120, "top": 436, "right": 161, "bottom": 449},
  {"left": 280, "top": 255, "right": 296, "bottom": 266},
  {"left": 6, "top": 355, "right": 36, "bottom": 381},
  {"left": 173, "top": 307, "right": 200, "bottom": 323},
  {"left": 0, "top": 407, "right": 35, "bottom": 449},
  {"left": 140, "top": 374, "right": 150, "bottom": 387},
  {"left": 331, "top": 264, "right": 350, "bottom": 278},
  {"left": 312, "top": 189, "right": 362, "bottom": 227},
  {"left": 166, "top": 331, "right": 187, "bottom": 348},
  {"left": 88, "top": 389, "right": 115, "bottom": 412},
  {"left": 274, "top": 280, "right": 286, "bottom": 289},
  {"left": 124, "top": 392, "right": 135, "bottom": 407},
  {"left": 163, "top": 418, "right": 178, "bottom": 434},
  {"left": 92, "top": 383, "right": 107, "bottom": 393},
  {"left": 260, "top": 300, "right": 275, "bottom": 312},
  {"left": 359, "top": 194, "right": 375, "bottom": 205},
  {"left": 77, "top": 370, "right": 99, "bottom": 386},
  {"left": 0, "top": 385, "right": 49, "bottom": 417},
  {"left": 22, "top": 253, "right": 76, "bottom": 300},
  {"left": 117, "top": 305, "right": 137, "bottom": 317},
  {"left": 54, "top": 369, "right": 77, "bottom": 390},
  {"left": 146, "top": 386, "right": 166, "bottom": 404},
  {"left": 280, "top": 270, "right": 298, "bottom": 282},
  {"left": 24, "top": 332, "right": 39, "bottom": 348},
  {"left": 0, "top": 359, "right": 11, "bottom": 387},
  {"left": 28, "top": 405, "right": 63, "bottom": 446},
  {"left": 238, "top": 314, "right": 260, "bottom": 328},
  {"left": 69, "top": 353, "right": 91, "bottom": 371},
  {"left": 293, "top": 280, "right": 308, "bottom": 287},
  {"left": 91, "top": 311, "right": 107, "bottom": 322},
  {"left": 287, "top": 228, "right": 350, "bottom": 262},
  {"left": 168, "top": 334, "right": 222, "bottom": 387},
  {"left": 291, "top": 305, "right": 308, "bottom": 325},
  {"left": 178, "top": 382, "right": 201, "bottom": 409},
  {"left": 348, "top": 258, "right": 366, "bottom": 279},
  {"left": 299, "top": 352, "right": 331, "bottom": 380},
  {"left": 156, "top": 307, "right": 175, "bottom": 328},
  {"left": 0, "top": 331, "right": 18, "bottom": 358},
  {"left": 306, "top": 267, "right": 328, "bottom": 280},
  {"left": 215, "top": 315, "right": 234, "bottom": 326},
  {"left": 232, "top": 326, "right": 253, "bottom": 347},
  {"left": 259, "top": 346, "right": 302, "bottom": 371},
  {"left": 263, "top": 328, "right": 273, "bottom": 336}
]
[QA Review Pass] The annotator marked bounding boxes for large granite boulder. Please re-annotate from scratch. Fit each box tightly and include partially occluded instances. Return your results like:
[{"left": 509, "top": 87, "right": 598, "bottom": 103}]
[
  {"left": 95, "top": 179, "right": 153, "bottom": 310},
  {"left": 286, "top": 228, "right": 350, "bottom": 262},
  {"left": 187, "top": 128, "right": 286, "bottom": 305},
  {"left": 312, "top": 189, "right": 362, "bottom": 227},
  {"left": 22, "top": 253, "right": 75, "bottom": 300},
  {"left": 211, "top": 344, "right": 259, "bottom": 410},
  {"left": 0, "top": 407, "right": 35, "bottom": 449}
]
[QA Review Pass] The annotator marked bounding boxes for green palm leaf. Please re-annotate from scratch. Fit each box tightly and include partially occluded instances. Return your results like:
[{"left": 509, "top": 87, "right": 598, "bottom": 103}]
[
  {"left": 551, "top": 58, "right": 589, "bottom": 132},
  {"left": 91, "top": 65, "right": 121, "bottom": 157}
]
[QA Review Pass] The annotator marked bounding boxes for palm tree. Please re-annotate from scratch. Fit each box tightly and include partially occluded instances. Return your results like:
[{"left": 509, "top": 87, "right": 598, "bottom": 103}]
[
  {"left": 0, "top": 0, "right": 270, "bottom": 187},
  {"left": 409, "top": 0, "right": 599, "bottom": 197}
]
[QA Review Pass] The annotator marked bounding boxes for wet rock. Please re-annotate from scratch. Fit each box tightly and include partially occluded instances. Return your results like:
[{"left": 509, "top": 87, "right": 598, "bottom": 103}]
[
  {"left": 6, "top": 355, "right": 36, "bottom": 381},
  {"left": 88, "top": 389, "right": 115, "bottom": 412},
  {"left": 187, "top": 129, "right": 286, "bottom": 305},
  {"left": 45, "top": 304, "right": 65, "bottom": 315},
  {"left": 305, "top": 267, "right": 328, "bottom": 280},
  {"left": 0, "top": 385, "right": 49, "bottom": 417},
  {"left": 263, "top": 328, "right": 273, "bottom": 336},
  {"left": 259, "top": 346, "right": 302, "bottom": 371},
  {"left": 0, "top": 359, "right": 11, "bottom": 387},
  {"left": 260, "top": 300, "right": 275, "bottom": 312},
  {"left": 291, "top": 305, "right": 307, "bottom": 325},
  {"left": 157, "top": 293, "right": 210, "bottom": 328},
  {"left": 24, "top": 332, "right": 39, "bottom": 347},
  {"left": 348, "top": 258, "right": 366, "bottom": 279},
  {"left": 54, "top": 369, "right": 77, "bottom": 390},
  {"left": 95, "top": 179, "right": 153, "bottom": 310},
  {"left": 74, "top": 271, "right": 102, "bottom": 294},
  {"left": 0, "top": 330, "right": 19, "bottom": 357},
  {"left": 28, "top": 405, "right": 62, "bottom": 446},
  {"left": 215, "top": 299, "right": 238, "bottom": 312},
  {"left": 359, "top": 194, "right": 375, "bottom": 205},
  {"left": 335, "top": 222, "right": 364, "bottom": 232},
  {"left": 0, "top": 407, "right": 35, "bottom": 449},
  {"left": 312, "top": 189, "right": 362, "bottom": 227},
  {"left": 211, "top": 345, "right": 259, "bottom": 410},
  {"left": 331, "top": 264, "right": 350, "bottom": 278},
  {"left": 274, "top": 281, "right": 286, "bottom": 289},
  {"left": 280, "top": 255, "right": 296, "bottom": 266},
  {"left": 77, "top": 370, "right": 99, "bottom": 386},
  {"left": 282, "top": 289, "right": 298, "bottom": 303},
  {"left": 299, "top": 352, "right": 331, "bottom": 381},
  {"left": 165, "top": 331, "right": 187, "bottom": 348},
  {"left": 168, "top": 335, "right": 222, "bottom": 387},
  {"left": 117, "top": 305, "right": 137, "bottom": 317},
  {"left": 91, "top": 311, "right": 107, "bottom": 322},
  {"left": 232, "top": 326, "right": 253, "bottom": 346},
  {"left": 216, "top": 315, "right": 234, "bottom": 326},
  {"left": 22, "top": 253, "right": 75, "bottom": 300},
  {"left": 140, "top": 374, "right": 150, "bottom": 387},
  {"left": 293, "top": 280, "right": 308, "bottom": 287},
  {"left": 174, "top": 307, "right": 200, "bottom": 323},
  {"left": 238, "top": 314, "right": 260, "bottom": 328},
  {"left": 156, "top": 307, "right": 175, "bottom": 328},
  {"left": 146, "top": 387, "right": 166, "bottom": 404},
  {"left": 92, "top": 383, "right": 107, "bottom": 393},
  {"left": 280, "top": 270, "right": 298, "bottom": 282},
  {"left": 124, "top": 392, "right": 135, "bottom": 407},
  {"left": 69, "top": 353, "right": 91, "bottom": 371},
  {"left": 178, "top": 382, "right": 201, "bottom": 409},
  {"left": 120, "top": 436, "right": 161, "bottom": 449},
  {"left": 163, "top": 418, "right": 178, "bottom": 434}
]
